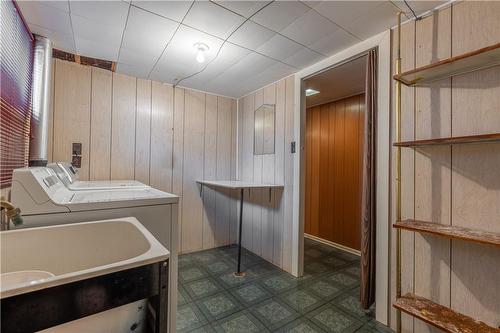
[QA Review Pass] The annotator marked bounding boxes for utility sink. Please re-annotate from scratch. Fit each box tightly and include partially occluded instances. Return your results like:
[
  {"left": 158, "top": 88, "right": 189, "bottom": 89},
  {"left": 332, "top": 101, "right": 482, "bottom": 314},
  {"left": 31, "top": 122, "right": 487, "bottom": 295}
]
[{"left": 0, "top": 217, "right": 169, "bottom": 298}]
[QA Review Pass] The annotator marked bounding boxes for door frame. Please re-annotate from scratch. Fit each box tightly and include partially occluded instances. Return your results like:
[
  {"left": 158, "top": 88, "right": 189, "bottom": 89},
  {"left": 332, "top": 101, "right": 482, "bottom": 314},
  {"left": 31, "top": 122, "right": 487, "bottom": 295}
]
[{"left": 291, "top": 30, "right": 392, "bottom": 325}]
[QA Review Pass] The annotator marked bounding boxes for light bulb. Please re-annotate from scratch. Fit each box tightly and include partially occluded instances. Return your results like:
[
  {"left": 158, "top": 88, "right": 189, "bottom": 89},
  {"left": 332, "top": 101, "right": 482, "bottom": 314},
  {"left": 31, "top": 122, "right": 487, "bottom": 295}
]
[
  {"left": 196, "top": 50, "right": 205, "bottom": 63},
  {"left": 193, "top": 42, "right": 209, "bottom": 64}
]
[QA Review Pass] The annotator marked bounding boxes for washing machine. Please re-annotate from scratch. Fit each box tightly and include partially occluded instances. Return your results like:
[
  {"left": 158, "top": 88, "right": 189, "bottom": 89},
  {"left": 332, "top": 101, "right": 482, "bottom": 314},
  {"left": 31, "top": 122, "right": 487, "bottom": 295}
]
[
  {"left": 48, "top": 162, "right": 148, "bottom": 190},
  {"left": 10, "top": 167, "right": 179, "bottom": 333}
]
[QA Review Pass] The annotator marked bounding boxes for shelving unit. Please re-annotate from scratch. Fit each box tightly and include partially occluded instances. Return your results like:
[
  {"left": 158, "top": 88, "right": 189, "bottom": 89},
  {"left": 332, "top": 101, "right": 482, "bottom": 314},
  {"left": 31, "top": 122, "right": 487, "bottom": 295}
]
[
  {"left": 394, "top": 220, "right": 500, "bottom": 248},
  {"left": 394, "top": 294, "right": 498, "bottom": 333},
  {"left": 393, "top": 13, "right": 500, "bottom": 333},
  {"left": 394, "top": 133, "right": 500, "bottom": 147},
  {"left": 393, "top": 42, "right": 500, "bottom": 86}
]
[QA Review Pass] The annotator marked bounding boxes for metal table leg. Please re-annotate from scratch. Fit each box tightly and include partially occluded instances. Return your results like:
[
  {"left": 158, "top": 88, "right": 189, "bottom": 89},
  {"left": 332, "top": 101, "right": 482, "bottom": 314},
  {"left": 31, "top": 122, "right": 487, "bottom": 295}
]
[{"left": 234, "top": 188, "right": 245, "bottom": 277}]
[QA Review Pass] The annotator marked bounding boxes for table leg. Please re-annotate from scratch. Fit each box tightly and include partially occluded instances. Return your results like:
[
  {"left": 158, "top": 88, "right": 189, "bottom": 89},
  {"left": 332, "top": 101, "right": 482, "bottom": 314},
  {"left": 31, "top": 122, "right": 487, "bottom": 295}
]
[{"left": 234, "top": 188, "right": 245, "bottom": 277}]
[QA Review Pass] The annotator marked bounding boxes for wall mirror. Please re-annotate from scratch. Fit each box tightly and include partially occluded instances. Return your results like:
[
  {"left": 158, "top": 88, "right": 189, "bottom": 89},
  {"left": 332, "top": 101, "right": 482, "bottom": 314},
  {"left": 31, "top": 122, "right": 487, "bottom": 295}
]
[{"left": 254, "top": 104, "right": 275, "bottom": 155}]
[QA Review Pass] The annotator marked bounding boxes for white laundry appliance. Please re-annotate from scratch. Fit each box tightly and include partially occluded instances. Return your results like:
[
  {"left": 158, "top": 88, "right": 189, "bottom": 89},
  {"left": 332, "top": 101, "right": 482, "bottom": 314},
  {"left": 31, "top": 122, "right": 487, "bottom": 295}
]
[
  {"left": 48, "top": 162, "right": 148, "bottom": 190},
  {"left": 10, "top": 167, "right": 179, "bottom": 333}
]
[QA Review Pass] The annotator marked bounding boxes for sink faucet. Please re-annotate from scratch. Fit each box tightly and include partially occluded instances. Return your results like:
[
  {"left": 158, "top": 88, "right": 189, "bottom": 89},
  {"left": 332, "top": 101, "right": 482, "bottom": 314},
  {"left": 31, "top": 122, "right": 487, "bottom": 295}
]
[{"left": 1, "top": 198, "right": 23, "bottom": 231}]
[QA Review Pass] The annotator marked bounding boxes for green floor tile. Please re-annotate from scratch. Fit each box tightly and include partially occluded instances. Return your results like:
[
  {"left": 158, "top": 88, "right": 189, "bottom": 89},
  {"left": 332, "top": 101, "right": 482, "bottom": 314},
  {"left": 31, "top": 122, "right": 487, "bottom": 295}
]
[
  {"left": 279, "top": 288, "right": 326, "bottom": 314},
  {"left": 304, "top": 248, "right": 323, "bottom": 258},
  {"left": 213, "top": 310, "right": 269, "bottom": 333},
  {"left": 196, "top": 291, "right": 243, "bottom": 321},
  {"left": 321, "top": 256, "right": 348, "bottom": 269},
  {"left": 189, "top": 324, "right": 216, "bottom": 333},
  {"left": 306, "top": 278, "right": 343, "bottom": 300},
  {"left": 205, "top": 259, "right": 234, "bottom": 276},
  {"left": 332, "top": 293, "right": 373, "bottom": 322},
  {"left": 178, "top": 284, "right": 192, "bottom": 306},
  {"left": 230, "top": 281, "right": 273, "bottom": 306},
  {"left": 362, "top": 320, "right": 394, "bottom": 332},
  {"left": 307, "top": 304, "right": 363, "bottom": 333},
  {"left": 184, "top": 277, "right": 224, "bottom": 300},
  {"left": 259, "top": 273, "right": 300, "bottom": 294},
  {"left": 192, "top": 251, "right": 219, "bottom": 264},
  {"left": 177, "top": 238, "right": 388, "bottom": 333},
  {"left": 304, "top": 261, "right": 330, "bottom": 274},
  {"left": 324, "top": 271, "right": 359, "bottom": 288},
  {"left": 344, "top": 264, "right": 361, "bottom": 277},
  {"left": 216, "top": 271, "right": 254, "bottom": 288},
  {"left": 250, "top": 298, "right": 300, "bottom": 331},
  {"left": 176, "top": 303, "right": 208, "bottom": 333},
  {"left": 245, "top": 261, "right": 281, "bottom": 279},
  {"left": 180, "top": 266, "right": 209, "bottom": 284},
  {"left": 275, "top": 317, "right": 327, "bottom": 333}
]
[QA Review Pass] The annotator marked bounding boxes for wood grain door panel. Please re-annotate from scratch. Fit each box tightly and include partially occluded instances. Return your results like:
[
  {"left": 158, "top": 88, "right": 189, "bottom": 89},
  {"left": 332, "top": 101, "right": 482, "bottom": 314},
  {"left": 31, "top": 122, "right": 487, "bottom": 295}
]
[{"left": 305, "top": 94, "right": 365, "bottom": 251}]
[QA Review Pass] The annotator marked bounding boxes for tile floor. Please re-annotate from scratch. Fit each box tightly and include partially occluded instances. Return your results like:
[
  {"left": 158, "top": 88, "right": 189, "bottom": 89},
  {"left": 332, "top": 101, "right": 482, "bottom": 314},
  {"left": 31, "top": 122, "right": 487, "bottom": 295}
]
[{"left": 177, "top": 238, "right": 393, "bottom": 332}]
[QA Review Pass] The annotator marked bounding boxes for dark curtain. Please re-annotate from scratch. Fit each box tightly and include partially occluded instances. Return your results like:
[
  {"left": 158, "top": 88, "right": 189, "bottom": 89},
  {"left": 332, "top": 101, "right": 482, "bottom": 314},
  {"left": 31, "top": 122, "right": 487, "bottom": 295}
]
[{"left": 360, "top": 49, "right": 377, "bottom": 309}]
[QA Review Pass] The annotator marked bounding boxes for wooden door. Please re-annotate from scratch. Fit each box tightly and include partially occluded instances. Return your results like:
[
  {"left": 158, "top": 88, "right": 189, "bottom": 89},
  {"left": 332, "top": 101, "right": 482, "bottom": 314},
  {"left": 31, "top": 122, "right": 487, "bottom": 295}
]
[{"left": 305, "top": 94, "right": 365, "bottom": 251}]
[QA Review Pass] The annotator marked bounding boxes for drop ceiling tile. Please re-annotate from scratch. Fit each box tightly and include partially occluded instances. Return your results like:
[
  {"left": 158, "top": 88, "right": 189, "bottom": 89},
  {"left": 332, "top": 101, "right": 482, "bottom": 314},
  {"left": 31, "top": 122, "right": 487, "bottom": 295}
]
[
  {"left": 69, "top": 1, "right": 129, "bottom": 28},
  {"left": 309, "top": 28, "right": 358, "bottom": 56},
  {"left": 207, "top": 52, "right": 276, "bottom": 91},
  {"left": 238, "top": 62, "right": 295, "bottom": 96},
  {"left": 204, "top": 78, "right": 243, "bottom": 98},
  {"left": 121, "top": 6, "right": 178, "bottom": 57},
  {"left": 343, "top": 1, "right": 400, "bottom": 40},
  {"left": 284, "top": 47, "right": 325, "bottom": 69},
  {"left": 251, "top": 1, "right": 310, "bottom": 32},
  {"left": 116, "top": 62, "right": 151, "bottom": 79},
  {"left": 204, "top": 70, "right": 246, "bottom": 97},
  {"left": 17, "top": 1, "right": 72, "bottom": 34},
  {"left": 237, "top": 52, "right": 277, "bottom": 73},
  {"left": 149, "top": 63, "right": 191, "bottom": 84},
  {"left": 280, "top": 9, "right": 338, "bottom": 48},
  {"left": 393, "top": 1, "right": 445, "bottom": 16},
  {"left": 308, "top": 1, "right": 383, "bottom": 33},
  {"left": 153, "top": 25, "right": 224, "bottom": 82},
  {"left": 131, "top": 0, "right": 193, "bottom": 22},
  {"left": 183, "top": 1, "right": 245, "bottom": 39},
  {"left": 181, "top": 43, "right": 251, "bottom": 87},
  {"left": 217, "top": 52, "right": 277, "bottom": 87},
  {"left": 28, "top": 23, "right": 76, "bottom": 53},
  {"left": 257, "top": 34, "right": 302, "bottom": 63},
  {"left": 30, "top": 0, "right": 70, "bottom": 13},
  {"left": 75, "top": 37, "right": 120, "bottom": 61},
  {"left": 118, "top": 47, "right": 158, "bottom": 69},
  {"left": 149, "top": 71, "right": 174, "bottom": 84},
  {"left": 214, "top": 1, "right": 270, "bottom": 18},
  {"left": 228, "top": 20, "right": 275, "bottom": 50},
  {"left": 71, "top": 14, "right": 123, "bottom": 49},
  {"left": 300, "top": 1, "right": 322, "bottom": 9}
]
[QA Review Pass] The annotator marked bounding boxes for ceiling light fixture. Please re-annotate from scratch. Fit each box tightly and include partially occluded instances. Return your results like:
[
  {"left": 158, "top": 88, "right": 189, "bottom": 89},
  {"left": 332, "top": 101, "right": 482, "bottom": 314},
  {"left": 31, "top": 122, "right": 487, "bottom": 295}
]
[
  {"left": 305, "top": 88, "right": 320, "bottom": 96},
  {"left": 193, "top": 42, "right": 209, "bottom": 63}
]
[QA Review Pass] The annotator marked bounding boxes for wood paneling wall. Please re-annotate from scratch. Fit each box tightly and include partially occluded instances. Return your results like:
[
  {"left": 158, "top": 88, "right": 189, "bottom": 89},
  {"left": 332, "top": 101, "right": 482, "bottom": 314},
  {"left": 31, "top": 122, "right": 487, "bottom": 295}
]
[
  {"left": 237, "top": 76, "right": 295, "bottom": 272},
  {"left": 305, "top": 94, "right": 365, "bottom": 251},
  {"left": 391, "top": 2, "right": 500, "bottom": 331},
  {"left": 48, "top": 59, "right": 237, "bottom": 254}
]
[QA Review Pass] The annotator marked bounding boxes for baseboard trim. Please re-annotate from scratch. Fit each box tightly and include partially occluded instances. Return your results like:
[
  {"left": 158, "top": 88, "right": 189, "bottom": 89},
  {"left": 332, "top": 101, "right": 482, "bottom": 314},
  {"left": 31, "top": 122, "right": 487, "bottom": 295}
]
[{"left": 304, "top": 233, "right": 361, "bottom": 256}]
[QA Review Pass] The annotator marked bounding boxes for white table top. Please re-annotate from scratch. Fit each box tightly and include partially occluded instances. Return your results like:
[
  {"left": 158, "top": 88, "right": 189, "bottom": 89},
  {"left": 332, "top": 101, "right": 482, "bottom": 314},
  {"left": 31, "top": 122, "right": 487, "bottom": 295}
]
[{"left": 196, "top": 180, "right": 284, "bottom": 189}]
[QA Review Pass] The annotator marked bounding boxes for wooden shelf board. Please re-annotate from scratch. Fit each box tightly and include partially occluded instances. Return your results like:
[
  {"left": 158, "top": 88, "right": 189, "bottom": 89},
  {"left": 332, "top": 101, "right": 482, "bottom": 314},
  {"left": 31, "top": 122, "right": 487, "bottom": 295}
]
[
  {"left": 394, "top": 220, "right": 500, "bottom": 247},
  {"left": 394, "top": 294, "right": 499, "bottom": 333},
  {"left": 393, "top": 42, "right": 500, "bottom": 86},
  {"left": 393, "top": 133, "right": 500, "bottom": 147}
]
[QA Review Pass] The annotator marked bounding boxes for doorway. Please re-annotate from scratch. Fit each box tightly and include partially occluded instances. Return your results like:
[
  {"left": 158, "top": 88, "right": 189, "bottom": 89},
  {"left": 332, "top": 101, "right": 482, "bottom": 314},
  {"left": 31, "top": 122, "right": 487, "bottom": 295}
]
[
  {"left": 304, "top": 55, "right": 367, "bottom": 254},
  {"left": 301, "top": 55, "right": 376, "bottom": 322},
  {"left": 291, "top": 30, "right": 391, "bottom": 326}
]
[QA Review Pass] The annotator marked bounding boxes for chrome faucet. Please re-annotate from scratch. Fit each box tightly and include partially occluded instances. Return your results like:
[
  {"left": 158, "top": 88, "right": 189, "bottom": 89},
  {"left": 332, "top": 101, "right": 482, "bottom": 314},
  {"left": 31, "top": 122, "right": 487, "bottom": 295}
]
[{"left": 1, "top": 198, "right": 23, "bottom": 231}]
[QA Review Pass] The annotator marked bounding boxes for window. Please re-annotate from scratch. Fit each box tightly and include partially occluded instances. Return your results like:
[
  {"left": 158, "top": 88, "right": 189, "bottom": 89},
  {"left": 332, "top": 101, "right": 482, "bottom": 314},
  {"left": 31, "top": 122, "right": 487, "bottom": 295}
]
[{"left": 0, "top": 0, "right": 34, "bottom": 188}]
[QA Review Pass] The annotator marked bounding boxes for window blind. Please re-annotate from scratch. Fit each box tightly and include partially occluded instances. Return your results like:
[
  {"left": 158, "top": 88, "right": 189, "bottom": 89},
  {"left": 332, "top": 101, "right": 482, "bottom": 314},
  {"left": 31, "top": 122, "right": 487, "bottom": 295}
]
[{"left": 0, "top": 0, "right": 34, "bottom": 188}]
